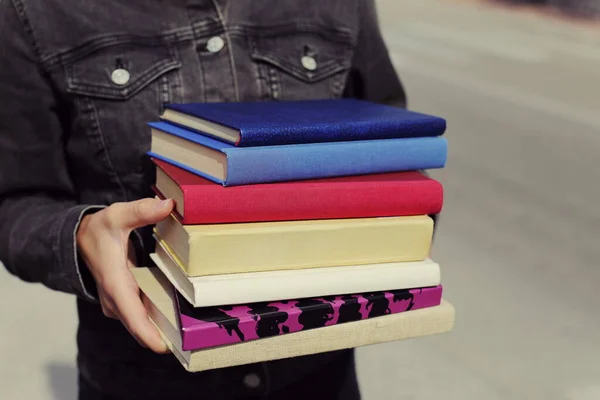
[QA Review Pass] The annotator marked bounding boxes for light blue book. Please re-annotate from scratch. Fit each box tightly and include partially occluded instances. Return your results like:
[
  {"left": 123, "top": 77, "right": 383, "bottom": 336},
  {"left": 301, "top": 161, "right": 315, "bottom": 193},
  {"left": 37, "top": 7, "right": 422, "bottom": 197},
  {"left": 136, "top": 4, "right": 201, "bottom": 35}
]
[{"left": 147, "top": 122, "right": 447, "bottom": 187}]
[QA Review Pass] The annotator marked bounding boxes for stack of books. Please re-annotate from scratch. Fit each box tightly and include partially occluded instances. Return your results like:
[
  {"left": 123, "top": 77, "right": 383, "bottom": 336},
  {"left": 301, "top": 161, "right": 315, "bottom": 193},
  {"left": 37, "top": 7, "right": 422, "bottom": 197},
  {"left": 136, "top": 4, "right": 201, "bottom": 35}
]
[{"left": 133, "top": 99, "right": 455, "bottom": 372}]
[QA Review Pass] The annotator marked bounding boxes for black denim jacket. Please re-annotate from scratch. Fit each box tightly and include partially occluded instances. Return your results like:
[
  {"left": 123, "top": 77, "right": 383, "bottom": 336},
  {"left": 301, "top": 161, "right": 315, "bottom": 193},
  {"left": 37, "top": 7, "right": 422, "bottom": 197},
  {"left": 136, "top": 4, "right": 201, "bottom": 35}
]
[{"left": 0, "top": 0, "right": 405, "bottom": 398}]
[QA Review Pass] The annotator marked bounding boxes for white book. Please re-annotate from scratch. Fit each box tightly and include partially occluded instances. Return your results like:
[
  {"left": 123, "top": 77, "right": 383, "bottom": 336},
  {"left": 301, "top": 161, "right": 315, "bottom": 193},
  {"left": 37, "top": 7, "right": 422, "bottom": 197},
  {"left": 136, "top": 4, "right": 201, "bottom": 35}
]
[
  {"left": 150, "top": 238, "right": 441, "bottom": 307},
  {"left": 133, "top": 267, "right": 455, "bottom": 373}
]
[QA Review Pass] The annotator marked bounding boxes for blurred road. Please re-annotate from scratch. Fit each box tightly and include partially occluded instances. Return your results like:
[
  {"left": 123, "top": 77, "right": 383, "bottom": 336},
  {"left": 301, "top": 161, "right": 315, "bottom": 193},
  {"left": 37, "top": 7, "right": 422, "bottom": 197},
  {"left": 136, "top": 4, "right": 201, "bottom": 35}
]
[
  {"left": 1, "top": 0, "right": 599, "bottom": 399},
  {"left": 358, "top": 1, "right": 600, "bottom": 399}
]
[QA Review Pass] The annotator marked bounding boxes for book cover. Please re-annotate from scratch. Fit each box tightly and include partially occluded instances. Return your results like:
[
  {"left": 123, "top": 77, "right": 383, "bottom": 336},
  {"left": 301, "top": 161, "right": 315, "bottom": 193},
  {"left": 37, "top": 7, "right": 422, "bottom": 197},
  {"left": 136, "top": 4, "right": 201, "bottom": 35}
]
[
  {"left": 153, "top": 158, "right": 444, "bottom": 224},
  {"left": 162, "top": 99, "right": 446, "bottom": 146},
  {"left": 154, "top": 213, "right": 434, "bottom": 277},
  {"left": 150, "top": 236, "right": 441, "bottom": 307},
  {"left": 176, "top": 286, "right": 443, "bottom": 351},
  {"left": 147, "top": 121, "right": 447, "bottom": 186},
  {"left": 133, "top": 267, "right": 455, "bottom": 373}
]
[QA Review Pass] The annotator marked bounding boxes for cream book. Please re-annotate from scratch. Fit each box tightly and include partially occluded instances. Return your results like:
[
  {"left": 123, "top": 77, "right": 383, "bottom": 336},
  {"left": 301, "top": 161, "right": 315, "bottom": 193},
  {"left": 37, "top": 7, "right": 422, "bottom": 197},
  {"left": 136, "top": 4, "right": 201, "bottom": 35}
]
[
  {"left": 155, "top": 213, "right": 433, "bottom": 276},
  {"left": 132, "top": 267, "right": 455, "bottom": 373},
  {"left": 151, "top": 236, "right": 442, "bottom": 307}
]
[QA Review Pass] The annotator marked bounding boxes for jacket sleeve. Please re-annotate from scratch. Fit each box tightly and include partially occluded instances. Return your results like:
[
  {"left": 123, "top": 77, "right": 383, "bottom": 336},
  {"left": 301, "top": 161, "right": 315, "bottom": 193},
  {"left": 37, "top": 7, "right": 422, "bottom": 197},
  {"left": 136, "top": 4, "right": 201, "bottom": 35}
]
[
  {"left": 343, "top": 0, "right": 407, "bottom": 108},
  {"left": 0, "top": 1, "right": 101, "bottom": 301}
]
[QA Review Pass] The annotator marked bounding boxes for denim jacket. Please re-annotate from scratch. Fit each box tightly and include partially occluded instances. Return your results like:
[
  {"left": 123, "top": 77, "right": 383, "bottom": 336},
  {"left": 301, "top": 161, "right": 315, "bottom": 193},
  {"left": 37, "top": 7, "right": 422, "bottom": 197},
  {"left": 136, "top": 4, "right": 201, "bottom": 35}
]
[{"left": 0, "top": 0, "right": 405, "bottom": 397}]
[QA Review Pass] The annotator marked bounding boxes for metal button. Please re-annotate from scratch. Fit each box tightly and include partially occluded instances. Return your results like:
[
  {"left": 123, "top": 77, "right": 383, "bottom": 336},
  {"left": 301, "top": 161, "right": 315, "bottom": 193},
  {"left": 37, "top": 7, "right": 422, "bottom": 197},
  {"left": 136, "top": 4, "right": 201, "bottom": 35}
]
[
  {"left": 243, "top": 373, "right": 261, "bottom": 389},
  {"left": 206, "top": 36, "right": 225, "bottom": 53},
  {"left": 301, "top": 55, "right": 317, "bottom": 71},
  {"left": 111, "top": 68, "right": 130, "bottom": 86}
]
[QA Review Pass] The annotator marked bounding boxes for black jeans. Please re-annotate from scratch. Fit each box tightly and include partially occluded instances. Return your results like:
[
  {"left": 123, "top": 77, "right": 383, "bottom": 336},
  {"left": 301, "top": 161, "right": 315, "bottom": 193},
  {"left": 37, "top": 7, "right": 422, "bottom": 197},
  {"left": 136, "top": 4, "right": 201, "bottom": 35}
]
[{"left": 79, "top": 349, "right": 361, "bottom": 400}]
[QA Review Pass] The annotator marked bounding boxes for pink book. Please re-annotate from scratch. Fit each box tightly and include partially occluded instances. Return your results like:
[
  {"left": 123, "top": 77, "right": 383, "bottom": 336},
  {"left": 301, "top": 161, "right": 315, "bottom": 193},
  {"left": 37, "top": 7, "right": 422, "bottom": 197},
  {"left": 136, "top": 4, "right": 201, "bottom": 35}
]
[{"left": 176, "top": 286, "right": 443, "bottom": 351}]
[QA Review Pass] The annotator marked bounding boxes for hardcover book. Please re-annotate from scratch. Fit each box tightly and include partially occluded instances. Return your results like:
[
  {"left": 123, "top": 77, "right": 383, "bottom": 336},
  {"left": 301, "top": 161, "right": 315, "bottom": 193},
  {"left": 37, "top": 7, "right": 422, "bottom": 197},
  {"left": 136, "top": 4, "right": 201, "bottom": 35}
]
[
  {"left": 154, "top": 213, "right": 434, "bottom": 277},
  {"left": 153, "top": 158, "right": 444, "bottom": 224},
  {"left": 147, "top": 122, "right": 447, "bottom": 186},
  {"left": 160, "top": 99, "right": 446, "bottom": 146},
  {"left": 176, "top": 285, "right": 443, "bottom": 351},
  {"left": 150, "top": 236, "right": 442, "bottom": 307},
  {"left": 133, "top": 267, "right": 456, "bottom": 372}
]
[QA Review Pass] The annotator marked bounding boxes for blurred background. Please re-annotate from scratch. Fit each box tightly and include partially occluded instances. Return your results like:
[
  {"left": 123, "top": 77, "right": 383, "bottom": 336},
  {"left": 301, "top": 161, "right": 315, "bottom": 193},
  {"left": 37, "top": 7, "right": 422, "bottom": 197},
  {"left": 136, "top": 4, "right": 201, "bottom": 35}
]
[{"left": 1, "top": 0, "right": 599, "bottom": 398}]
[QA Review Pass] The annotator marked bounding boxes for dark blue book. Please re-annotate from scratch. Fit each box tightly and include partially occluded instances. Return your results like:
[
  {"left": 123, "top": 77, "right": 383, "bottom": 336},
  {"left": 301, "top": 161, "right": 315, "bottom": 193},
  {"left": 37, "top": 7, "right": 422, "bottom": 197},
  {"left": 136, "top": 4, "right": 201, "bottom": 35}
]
[
  {"left": 160, "top": 99, "right": 446, "bottom": 147},
  {"left": 147, "top": 122, "right": 447, "bottom": 186}
]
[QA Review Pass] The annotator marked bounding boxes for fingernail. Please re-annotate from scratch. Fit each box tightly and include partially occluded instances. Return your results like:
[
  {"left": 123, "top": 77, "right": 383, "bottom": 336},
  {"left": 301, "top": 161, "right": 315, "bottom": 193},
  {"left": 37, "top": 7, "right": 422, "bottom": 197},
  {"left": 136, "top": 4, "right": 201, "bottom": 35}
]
[{"left": 155, "top": 198, "right": 172, "bottom": 211}]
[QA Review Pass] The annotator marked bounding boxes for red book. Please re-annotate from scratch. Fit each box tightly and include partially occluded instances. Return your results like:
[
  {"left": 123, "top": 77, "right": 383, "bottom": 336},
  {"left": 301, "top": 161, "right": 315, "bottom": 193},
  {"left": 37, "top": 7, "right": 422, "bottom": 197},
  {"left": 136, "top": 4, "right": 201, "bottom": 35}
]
[{"left": 152, "top": 158, "right": 443, "bottom": 224}]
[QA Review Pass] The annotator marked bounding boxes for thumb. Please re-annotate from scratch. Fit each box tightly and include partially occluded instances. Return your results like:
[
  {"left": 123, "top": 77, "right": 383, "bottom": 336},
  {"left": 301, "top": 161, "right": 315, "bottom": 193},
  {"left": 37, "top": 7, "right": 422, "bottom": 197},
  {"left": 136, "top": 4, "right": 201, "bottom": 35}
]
[{"left": 111, "top": 198, "right": 174, "bottom": 230}]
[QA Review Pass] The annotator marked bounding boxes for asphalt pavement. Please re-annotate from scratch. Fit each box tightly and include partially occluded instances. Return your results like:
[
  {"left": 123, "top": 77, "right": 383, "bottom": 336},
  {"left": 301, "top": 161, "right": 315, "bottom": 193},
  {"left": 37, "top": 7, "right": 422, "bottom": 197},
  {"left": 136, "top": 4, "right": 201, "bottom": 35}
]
[{"left": 358, "top": 1, "right": 600, "bottom": 399}]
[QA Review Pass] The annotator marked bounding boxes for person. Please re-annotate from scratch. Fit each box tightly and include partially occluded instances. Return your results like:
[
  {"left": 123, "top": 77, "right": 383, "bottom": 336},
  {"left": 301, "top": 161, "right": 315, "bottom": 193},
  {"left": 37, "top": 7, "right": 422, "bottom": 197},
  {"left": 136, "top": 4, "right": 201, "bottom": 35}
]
[{"left": 0, "top": 0, "right": 407, "bottom": 399}]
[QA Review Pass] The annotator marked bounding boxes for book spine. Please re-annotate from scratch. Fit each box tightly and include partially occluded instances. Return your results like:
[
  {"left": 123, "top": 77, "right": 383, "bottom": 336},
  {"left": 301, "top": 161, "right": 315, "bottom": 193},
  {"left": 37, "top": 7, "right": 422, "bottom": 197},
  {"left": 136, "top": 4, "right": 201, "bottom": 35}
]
[
  {"left": 224, "top": 137, "right": 447, "bottom": 186},
  {"left": 179, "top": 179, "right": 443, "bottom": 224},
  {"left": 181, "top": 285, "right": 443, "bottom": 351}
]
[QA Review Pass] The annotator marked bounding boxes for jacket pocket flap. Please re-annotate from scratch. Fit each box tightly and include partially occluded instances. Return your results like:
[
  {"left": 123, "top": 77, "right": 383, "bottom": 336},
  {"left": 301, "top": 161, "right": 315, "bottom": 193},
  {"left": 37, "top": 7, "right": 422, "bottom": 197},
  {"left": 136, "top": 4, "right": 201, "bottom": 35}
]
[
  {"left": 66, "top": 44, "right": 181, "bottom": 100},
  {"left": 250, "top": 32, "right": 353, "bottom": 83}
]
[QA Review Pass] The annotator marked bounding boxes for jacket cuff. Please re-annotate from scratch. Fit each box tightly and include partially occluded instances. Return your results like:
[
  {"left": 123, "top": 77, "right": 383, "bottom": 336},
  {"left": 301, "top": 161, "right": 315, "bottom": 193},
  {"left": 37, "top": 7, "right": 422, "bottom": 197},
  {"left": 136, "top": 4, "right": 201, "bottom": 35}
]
[{"left": 56, "top": 205, "right": 106, "bottom": 302}]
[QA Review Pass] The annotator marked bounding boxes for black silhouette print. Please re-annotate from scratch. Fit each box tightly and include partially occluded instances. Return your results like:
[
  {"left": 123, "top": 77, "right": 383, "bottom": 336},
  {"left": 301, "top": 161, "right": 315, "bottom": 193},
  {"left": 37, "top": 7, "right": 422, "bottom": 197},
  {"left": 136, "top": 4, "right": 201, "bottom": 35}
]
[
  {"left": 247, "top": 302, "right": 289, "bottom": 338},
  {"left": 295, "top": 298, "right": 334, "bottom": 330},
  {"left": 391, "top": 289, "right": 415, "bottom": 310},
  {"left": 337, "top": 295, "right": 363, "bottom": 323},
  {"left": 363, "top": 292, "right": 391, "bottom": 318},
  {"left": 177, "top": 292, "right": 245, "bottom": 341}
]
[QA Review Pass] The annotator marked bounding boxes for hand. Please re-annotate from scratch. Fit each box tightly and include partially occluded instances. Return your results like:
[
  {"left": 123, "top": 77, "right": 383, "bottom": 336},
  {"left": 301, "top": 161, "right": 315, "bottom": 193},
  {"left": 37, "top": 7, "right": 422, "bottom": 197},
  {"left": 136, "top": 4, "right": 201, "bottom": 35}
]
[{"left": 76, "top": 197, "right": 174, "bottom": 353}]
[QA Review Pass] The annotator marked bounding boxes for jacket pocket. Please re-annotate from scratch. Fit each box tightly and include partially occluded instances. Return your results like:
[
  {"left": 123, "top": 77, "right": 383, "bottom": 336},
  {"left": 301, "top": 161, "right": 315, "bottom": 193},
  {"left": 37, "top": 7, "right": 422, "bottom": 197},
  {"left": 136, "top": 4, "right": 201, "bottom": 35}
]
[
  {"left": 250, "top": 30, "right": 354, "bottom": 100},
  {"left": 61, "top": 43, "right": 182, "bottom": 200},
  {"left": 65, "top": 44, "right": 181, "bottom": 100}
]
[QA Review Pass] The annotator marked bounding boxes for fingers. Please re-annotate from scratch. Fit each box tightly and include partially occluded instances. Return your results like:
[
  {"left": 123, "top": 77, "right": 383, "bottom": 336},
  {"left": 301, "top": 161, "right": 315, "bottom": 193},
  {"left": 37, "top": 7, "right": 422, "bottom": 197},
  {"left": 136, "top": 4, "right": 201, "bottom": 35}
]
[
  {"left": 95, "top": 251, "right": 168, "bottom": 353},
  {"left": 79, "top": 197, "right": 174, "bottom": 354},
  {"left": 107, "top": 198, "right": 173, "bottom": 230},
  {"left": 107, "top": 271, "right": 169, "bottom": 353}
]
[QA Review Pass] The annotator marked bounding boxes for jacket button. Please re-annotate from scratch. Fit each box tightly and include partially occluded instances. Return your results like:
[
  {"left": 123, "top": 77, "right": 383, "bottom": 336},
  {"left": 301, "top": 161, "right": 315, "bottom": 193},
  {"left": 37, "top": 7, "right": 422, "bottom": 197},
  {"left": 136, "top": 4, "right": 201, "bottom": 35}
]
[
  {"left": 243, "top": 373, "right": 261, "bottom": 389},
  {"left": 206, "top": 36, "right": 225, "bottom": 53},
  {"left": 111, "top": 68, "right": 130, "bottom": 85},
  {"left": 301, "top": 55, "right": 317, "bottom": 71}
]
